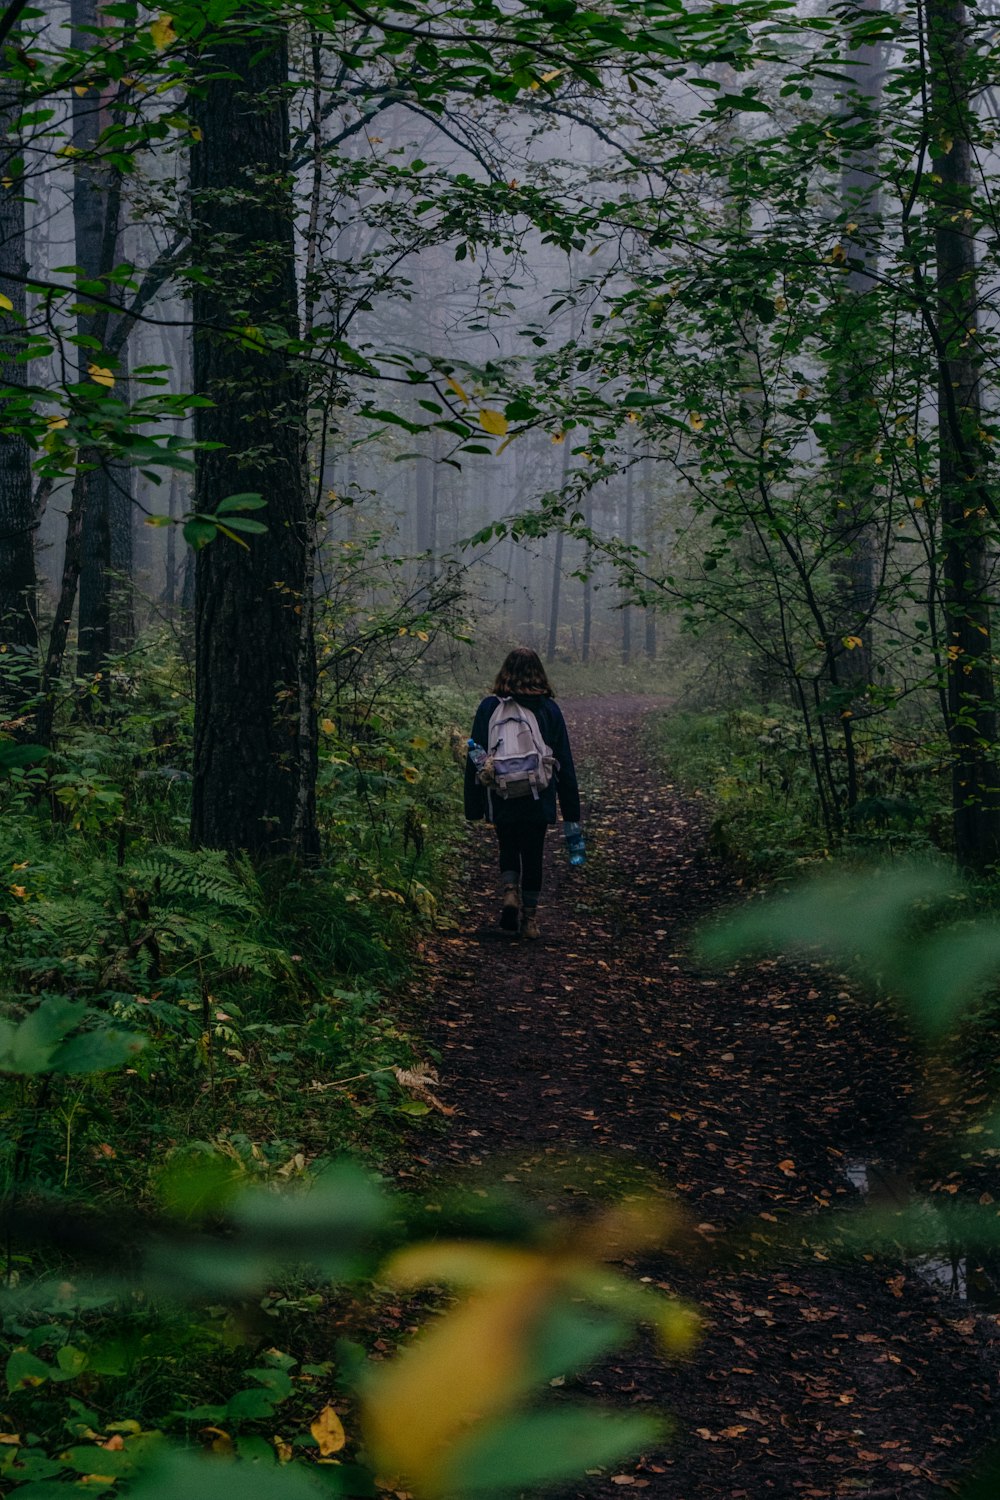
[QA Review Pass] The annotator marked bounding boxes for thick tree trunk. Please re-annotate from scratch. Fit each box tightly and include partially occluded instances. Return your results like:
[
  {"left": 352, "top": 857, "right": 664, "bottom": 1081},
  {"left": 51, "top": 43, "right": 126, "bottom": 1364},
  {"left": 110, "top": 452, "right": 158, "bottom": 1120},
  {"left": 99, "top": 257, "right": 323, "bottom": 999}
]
[
  {"left": 189, "top": 24, "right": 317, "bottom": 859},
  {"left": 927, "top": 0, "right": 1000, "bottom": 869},
  {"left": 0, "top": 82, "right": 36, "bottom": 688}
]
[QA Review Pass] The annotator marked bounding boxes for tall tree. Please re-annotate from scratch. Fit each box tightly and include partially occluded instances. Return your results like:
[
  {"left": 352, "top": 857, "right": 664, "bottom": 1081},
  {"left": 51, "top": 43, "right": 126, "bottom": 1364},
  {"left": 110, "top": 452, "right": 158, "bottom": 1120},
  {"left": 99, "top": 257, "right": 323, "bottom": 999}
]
[
  {"left": 189, "top": 18, "right": 317, "bottom": 859},
  {"left": 72, "top": 0, "right": 132, "bottom": 685},
  {"left": 926, "top": 0, "right": 1000, "bottom": 868},
  {"left": 827, "top": 0, "right": 884, "bottom": 697},
  {"left": 0, "top": 48, "right": 35, "bottom": 685}
]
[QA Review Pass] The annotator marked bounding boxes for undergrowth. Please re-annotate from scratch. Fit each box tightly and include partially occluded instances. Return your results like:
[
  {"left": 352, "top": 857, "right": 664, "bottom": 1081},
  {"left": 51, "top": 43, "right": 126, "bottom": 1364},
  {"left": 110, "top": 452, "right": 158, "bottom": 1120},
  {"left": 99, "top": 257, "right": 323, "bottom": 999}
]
[
  {"left": 0, "top": 631, "right": 476, "bottom": 1486},
  {"left": 651, "top": 708, "right": 948, "bottom": 878},
  {"left": 0, "top": 631, "right": 469, "bottom": 1199}
]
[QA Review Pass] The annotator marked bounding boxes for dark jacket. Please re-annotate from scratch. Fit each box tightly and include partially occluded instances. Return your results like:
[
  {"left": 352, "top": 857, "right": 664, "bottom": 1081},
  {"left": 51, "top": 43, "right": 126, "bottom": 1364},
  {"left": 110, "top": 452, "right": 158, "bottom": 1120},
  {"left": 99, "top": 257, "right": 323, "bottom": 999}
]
[{"left": 464, "top": 694, "right": 581, "bottom": 826}]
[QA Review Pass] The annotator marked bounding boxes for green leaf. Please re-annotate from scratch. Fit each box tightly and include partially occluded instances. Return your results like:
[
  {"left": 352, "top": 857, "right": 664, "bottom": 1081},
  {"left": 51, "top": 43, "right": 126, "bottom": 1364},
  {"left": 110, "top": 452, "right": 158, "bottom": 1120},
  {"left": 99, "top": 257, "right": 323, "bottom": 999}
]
[
  {"left": 51, "top": 1027, "right": 146, "bottom": 1076},
  {"left": 183, "top": 519, "right": 217, "bottom": 550},
  {"left": 128, "top": 1449, "right": 332, "bottom": 1499},
  {"left": 52, "top": 1345, "right": 88, "bottom": 1380},
  {"left": 214, "top": 493, "right": 266, "bottom": 514},
  {"left": 0, "top": 743, "right": 49, "bottom": 771},
  {"left": 214, "top": 516, "right": 267, "bottom": 535},
  {"left": 6, "top": 1348, "right": 51, "bottom": 1392},
  {"left": 5, "top": 999, "right": 85, "bottom": 1075},
  {"left": 224, "top": 1386, "right": 278, "bottom": 1420},
  {"left": 442, "top": 1408, "right": 667, "bottom": 1492}
]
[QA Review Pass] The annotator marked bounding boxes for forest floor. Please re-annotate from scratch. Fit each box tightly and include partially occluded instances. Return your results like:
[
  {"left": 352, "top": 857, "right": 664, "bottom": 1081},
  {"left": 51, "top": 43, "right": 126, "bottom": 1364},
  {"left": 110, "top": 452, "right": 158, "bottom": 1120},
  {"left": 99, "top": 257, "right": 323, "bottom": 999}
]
[{"left": 403, "top": 695, "right": 1000, "bottom": 1500}]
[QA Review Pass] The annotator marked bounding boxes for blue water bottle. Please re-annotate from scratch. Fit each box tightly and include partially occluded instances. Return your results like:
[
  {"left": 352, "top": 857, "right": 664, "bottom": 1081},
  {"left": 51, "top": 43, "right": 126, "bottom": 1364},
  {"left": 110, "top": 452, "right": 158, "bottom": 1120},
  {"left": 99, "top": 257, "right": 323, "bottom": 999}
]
[
  {"left": 468, "top": 739, "right": 488, "bottom": 773},
  {"left": 564, "top": 821, "right": 586, "bottom": 866}
]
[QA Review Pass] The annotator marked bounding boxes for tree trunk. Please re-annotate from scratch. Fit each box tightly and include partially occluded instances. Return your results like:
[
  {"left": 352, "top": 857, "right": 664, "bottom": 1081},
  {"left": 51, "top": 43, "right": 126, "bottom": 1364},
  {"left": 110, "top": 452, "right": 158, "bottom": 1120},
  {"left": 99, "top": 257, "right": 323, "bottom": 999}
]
[
  {"left": 828, "top": 0, "right": 884, "bottom": 699},
  {"left": 643, "top": 453, "right": 657, "bottom": 660},
  {"left": 189, "top": 23, "right": 317, "bottom": 859},
  {"left": 72, "top": 0, "right": 115, "bottom": 686},
  {"left": 927, "top": 0, "right": 1000, "bottom": 869},
  {"left": 547, "top": 440, "right": 571, "bottom": 659},
  {"left": 0, "top": 71, "right": 36, "bottom": 692},
  {"left": 581, "top": 492, "right": 593, "bottom": 664},
  {"left": 622, "top": 460, "right": 633, "bottom": 665},
  {"left": 163, "top": 472, "right": 179, "bottom": 612}
]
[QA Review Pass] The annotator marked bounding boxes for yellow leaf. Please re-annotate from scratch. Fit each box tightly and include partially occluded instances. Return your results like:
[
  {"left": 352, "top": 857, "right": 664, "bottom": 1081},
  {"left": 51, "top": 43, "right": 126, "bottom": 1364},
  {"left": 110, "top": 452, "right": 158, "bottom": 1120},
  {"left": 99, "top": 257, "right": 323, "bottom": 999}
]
[
  {"left": 445, "top": 375, "right": 468, "bottom": 404},
  {"left": 551, "top": 431, "right": 565, "bottom": 444},
  {"left": 310, "top": 1406, "right": 346, "bottom": 1457},
  {"left": 415, "top": 630, "right": 429, "bottom": 641},
  {"left": 540, "top": 68, "right": 562, "bottom": 82},
  {"left": 189, "top": 125, "right": 203, "bottom": 142},
  {"left": 366, "top": 1201, "right": 690, "bottom": 1495},
  {"left": 402, "top": 766, "right": 421, "bottom": 783},
  {"left": 657, "top": 1301, "right": 701, "bottom": 1355},
  {"left": 364, "top": 1261, "right": 551, "bottom": 1490},
  {"left": 479, "top": 408, "right": 508, "bottom": 437},
  {"left": 842, "top": 636, "right": 863, "bottom": 651},
  {"left": 87, "top": 364, "right": 115, "bottom": 388},
  {"left": 73, "top": 85, "right": 88, "bottom": 97},
  {"left": 410, "top": 735, "right": 429, "bottom": 749},
  {"left": 0, "top": 293, "right": 13, "bottom": 313},
  {"left": 150, "top": 14, "right": 176, "bottom": 49},
  {"left": 321, "top": 718, "right": 336, "bottom": 734},
  {"left": 689, "top": 412, "right": 705, "bottom": 431},
  {"left": 47, "top": 416, "right": 68, "bottom": 430}
]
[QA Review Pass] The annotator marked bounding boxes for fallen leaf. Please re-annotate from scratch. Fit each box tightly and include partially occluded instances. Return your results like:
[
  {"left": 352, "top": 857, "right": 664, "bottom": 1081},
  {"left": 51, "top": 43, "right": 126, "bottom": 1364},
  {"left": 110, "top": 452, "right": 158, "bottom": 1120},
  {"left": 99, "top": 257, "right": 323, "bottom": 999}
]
[{"left": 310, "top": 1405, "right": 346, "bottom": 1457}]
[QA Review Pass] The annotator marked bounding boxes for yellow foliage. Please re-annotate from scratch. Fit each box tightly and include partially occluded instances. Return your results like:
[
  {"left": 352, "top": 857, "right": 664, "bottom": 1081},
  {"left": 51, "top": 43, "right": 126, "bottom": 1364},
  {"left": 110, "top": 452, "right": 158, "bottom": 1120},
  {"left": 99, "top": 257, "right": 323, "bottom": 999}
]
[
  {"left": 310, "top": 1405, "right": 346, "bottom": 1457},
  {"left": 479, "top": 408, "right": 508, "bottom": 437},
  {"left": 150, "top": 15, "right": 176, "bottom": 49},
  {"left": 362, "top": 1198, "right": 698, "bottom": 1497},
  {"left": 87, "top": 364, "right": 115, "bottom": 389}
]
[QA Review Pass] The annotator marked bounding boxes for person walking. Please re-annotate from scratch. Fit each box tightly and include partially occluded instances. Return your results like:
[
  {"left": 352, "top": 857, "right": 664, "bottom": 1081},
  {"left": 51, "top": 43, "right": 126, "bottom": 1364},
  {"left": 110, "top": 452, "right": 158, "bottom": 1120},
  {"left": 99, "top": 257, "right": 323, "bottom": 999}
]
[{"left": 464, "top": 647, "right": 581, "bottom": 940}]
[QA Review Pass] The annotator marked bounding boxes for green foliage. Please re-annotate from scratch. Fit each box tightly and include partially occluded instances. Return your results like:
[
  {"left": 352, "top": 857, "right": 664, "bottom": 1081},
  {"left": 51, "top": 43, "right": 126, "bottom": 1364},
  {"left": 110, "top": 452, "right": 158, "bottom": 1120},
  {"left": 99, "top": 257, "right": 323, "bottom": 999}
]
[{"left": 652, "top": 708, "right": 945, "bottom": 874}]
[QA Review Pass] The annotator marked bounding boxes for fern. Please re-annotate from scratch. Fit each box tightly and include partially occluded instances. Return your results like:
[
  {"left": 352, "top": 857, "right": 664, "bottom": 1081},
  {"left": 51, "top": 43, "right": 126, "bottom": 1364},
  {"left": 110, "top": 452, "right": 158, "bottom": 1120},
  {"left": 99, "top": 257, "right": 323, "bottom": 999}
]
[{"left": 129, "top": 848, "right": 262, "bottom": 916}]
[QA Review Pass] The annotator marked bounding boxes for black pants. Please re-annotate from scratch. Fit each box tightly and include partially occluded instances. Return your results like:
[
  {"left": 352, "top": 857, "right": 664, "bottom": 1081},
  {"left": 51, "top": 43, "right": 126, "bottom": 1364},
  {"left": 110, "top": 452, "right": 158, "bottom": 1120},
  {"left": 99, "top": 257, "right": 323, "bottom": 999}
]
[{"left": 495, "top": 821, "right": 547, "bottom": 907}]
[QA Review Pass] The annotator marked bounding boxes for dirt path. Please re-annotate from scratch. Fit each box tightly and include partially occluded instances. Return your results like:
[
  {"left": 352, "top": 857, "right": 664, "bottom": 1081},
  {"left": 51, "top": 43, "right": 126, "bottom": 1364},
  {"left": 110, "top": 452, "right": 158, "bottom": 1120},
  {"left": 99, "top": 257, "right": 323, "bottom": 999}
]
[{"left": 415, "top": 697, "right": 998, "bottom": 1499}]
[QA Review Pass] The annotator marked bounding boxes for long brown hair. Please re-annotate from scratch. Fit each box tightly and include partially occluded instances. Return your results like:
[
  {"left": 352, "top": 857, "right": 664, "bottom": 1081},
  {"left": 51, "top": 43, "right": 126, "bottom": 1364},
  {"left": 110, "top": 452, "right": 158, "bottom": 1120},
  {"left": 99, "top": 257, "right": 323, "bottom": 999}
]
[{"left": 492, "top": 647, "right": 555, "bottom": 699}]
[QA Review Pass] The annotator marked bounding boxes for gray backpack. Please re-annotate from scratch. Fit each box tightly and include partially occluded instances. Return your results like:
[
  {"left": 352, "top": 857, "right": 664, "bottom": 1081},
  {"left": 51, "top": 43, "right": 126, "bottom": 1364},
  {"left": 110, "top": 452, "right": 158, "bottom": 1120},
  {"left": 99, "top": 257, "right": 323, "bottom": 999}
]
[{"left": 481, "top": 697, "right": 557, "bottom": 804}]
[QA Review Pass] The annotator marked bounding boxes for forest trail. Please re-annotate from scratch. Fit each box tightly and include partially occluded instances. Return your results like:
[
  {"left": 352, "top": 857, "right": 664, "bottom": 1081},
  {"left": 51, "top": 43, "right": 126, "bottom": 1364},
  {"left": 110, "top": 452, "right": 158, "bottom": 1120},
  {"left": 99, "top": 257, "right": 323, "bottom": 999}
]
[{"left": 414, "top": 696, "right": 999, "bottom": 1499}]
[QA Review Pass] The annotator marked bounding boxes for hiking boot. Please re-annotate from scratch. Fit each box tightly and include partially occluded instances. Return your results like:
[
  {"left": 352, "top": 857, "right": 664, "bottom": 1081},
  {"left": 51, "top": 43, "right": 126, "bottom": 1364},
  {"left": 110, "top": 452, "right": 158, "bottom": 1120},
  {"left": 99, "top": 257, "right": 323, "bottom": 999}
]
[
  {"left": 499, "top": 885, "right": 520, "bottom": 934},
  {"left": 521, "top": 909, "right": 541, "bottom": 941}
]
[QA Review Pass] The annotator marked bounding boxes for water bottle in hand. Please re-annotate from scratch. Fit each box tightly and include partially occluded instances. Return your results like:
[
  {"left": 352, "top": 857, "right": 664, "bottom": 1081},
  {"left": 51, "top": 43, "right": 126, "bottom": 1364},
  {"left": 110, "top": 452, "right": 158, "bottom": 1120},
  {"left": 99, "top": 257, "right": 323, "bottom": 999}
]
[{"left": 564, "top": 821, "right": 586, "bottom": 867}]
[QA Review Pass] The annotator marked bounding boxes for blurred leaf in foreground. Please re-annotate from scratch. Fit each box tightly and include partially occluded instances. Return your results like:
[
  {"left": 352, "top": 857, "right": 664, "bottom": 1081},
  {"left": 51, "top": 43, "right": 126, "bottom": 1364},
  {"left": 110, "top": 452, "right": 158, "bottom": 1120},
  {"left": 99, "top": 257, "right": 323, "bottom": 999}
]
[
  {"left": 362, "top": 1196, "right": 695, "bottom": 1497},
  {"left": 698, "top": 861, "right": 1000, "bottom": 1035}
]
